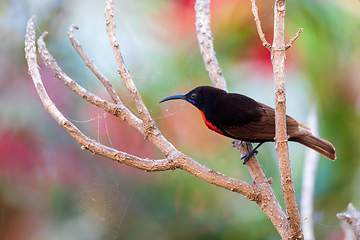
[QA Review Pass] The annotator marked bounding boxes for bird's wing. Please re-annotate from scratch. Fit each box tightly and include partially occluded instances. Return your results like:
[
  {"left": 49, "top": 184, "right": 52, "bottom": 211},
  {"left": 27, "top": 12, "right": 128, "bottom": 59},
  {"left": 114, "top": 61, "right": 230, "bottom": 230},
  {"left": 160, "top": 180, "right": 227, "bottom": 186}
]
[
  {"left": 257, "top": 103, "right": 301, "bottom": 133},
  {"left": 219, "top": 103, "right": 301, "bottom": 142},
  {"left": 221, "top": 119, "right": 271, "bottom": 141},
  {"left": 218, "top": 102, "right": 272, "bottom": 141}
]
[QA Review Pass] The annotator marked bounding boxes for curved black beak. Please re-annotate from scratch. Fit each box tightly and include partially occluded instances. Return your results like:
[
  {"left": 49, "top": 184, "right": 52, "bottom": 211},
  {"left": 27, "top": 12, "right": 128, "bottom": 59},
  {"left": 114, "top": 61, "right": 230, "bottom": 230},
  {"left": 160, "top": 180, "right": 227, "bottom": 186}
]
[{"left": 159, "top": 94, "right": 186, "bottom": 103}]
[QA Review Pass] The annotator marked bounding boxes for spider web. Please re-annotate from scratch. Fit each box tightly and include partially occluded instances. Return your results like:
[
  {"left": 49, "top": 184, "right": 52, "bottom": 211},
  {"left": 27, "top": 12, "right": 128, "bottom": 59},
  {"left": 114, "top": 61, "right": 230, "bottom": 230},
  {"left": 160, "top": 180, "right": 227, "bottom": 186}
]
[
  {"left": 76, "top": 166, "right": 141, "bottom": 240},
  {"left": 70, "top": 110, "right": 143, "bottom": 240}
]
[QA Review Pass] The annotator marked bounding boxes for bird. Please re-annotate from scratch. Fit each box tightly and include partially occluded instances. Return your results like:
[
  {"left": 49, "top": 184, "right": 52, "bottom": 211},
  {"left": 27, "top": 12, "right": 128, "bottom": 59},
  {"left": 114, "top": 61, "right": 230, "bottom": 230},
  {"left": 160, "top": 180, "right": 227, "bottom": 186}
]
[{"left": 159, "top": 86, "right": 336, "bottom": 164}]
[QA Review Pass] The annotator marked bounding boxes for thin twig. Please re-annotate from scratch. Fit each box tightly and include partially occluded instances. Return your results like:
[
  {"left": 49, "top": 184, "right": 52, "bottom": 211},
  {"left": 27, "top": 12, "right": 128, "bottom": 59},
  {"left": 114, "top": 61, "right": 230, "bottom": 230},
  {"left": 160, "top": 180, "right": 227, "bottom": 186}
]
[
  {"left": 195, "top": 0, "right": 228, "bottom": 91},
  {"left": 250, "top": 0, "right": 272, "bottom": 50},
  {"left": 67, "top": 24, "right": 122, "bottom": 105},
  {"left": 286, "top": 28, "right": 303, "bottom": 50}
]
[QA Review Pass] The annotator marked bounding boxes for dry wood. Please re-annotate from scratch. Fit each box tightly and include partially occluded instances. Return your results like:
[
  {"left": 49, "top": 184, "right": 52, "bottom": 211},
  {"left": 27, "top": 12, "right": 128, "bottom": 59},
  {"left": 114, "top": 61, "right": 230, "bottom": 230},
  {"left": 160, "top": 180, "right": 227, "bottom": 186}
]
[
  {"left": 26, "top": 14, "right": 255, "bottom": 210},
  {"left": 25, "top": 0, "right": 306, "bottom": 238},
  {"left": 337, "top": 203, "right": 360, "bottom": 240}
]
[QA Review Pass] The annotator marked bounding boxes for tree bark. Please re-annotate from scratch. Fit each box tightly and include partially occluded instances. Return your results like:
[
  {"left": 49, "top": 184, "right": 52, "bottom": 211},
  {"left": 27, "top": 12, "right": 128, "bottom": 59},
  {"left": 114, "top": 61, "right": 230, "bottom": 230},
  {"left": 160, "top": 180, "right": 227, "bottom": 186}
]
[
  {"left": 337, "top": 203, "right": 360, "bottom": 240},
  {"left": 25, "top": 0, "right": 305, "bottom": 238},
  {"left": 272, "top": 0, "right": 303, "bottom": 239}
]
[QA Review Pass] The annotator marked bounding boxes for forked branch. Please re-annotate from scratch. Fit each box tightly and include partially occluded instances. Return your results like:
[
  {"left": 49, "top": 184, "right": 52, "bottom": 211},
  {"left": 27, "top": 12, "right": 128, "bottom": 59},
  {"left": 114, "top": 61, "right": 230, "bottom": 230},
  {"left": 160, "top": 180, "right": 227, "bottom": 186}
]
[
  {"left": 67, "top": 24, "right": 121, "bottom": 105},
  {"left": 104, "top": 0, "right": 155, "bottom": 133},
  {"left": 251, "top": 0, "right": 304, "bottom": 239},
  {"left": 251, "top": 0, "right": 303, "bottom": 52},
  {"left": 25, "top": 14, "right": 256, "bottom": 207},
  {"left": 25, "top": 0, "right": 305, "bottom": 238}
]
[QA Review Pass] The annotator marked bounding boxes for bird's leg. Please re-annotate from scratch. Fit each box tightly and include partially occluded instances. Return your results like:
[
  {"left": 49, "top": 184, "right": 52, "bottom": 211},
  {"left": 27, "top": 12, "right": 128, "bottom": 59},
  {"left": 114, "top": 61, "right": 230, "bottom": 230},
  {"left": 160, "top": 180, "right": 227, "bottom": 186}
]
[{"left": 241, "top": 142, "right": 264, "bottom": 165}]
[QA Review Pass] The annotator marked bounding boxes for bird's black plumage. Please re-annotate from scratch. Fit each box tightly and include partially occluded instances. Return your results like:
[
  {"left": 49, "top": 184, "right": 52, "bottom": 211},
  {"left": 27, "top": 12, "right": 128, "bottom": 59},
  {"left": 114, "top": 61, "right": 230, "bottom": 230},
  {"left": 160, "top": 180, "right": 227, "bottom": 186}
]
[{"left": 160, "top": 86, "right": 336, "bottom": 161}]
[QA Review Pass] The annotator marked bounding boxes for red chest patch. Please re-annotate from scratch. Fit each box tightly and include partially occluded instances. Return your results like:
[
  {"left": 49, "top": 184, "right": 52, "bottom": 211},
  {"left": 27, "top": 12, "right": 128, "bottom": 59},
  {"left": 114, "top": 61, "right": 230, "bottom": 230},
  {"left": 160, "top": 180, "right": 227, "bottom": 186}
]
[{"left": 199, "top": 111, "right": 224, "bottom": 135}]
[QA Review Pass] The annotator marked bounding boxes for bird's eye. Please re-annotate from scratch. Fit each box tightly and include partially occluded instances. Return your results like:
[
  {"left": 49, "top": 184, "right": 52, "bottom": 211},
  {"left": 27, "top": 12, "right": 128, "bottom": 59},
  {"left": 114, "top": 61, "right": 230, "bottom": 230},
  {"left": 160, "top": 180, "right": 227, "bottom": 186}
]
[{"left": 191, "top": 93, "right": 196, "bottom": 99}]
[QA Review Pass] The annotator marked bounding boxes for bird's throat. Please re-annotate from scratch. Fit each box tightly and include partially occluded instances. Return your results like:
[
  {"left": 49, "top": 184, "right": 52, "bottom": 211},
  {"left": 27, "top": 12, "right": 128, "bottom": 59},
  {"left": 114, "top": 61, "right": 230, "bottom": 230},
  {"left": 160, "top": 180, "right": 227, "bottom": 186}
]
[{"left": 199, "top": 111, "right": 224, "bottom": 135}]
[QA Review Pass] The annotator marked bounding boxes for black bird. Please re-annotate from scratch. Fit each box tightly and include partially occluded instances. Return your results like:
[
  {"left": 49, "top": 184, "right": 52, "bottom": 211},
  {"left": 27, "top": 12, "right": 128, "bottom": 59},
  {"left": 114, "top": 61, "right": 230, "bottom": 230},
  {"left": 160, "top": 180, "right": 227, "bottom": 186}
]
[{"left": 159, "top": 86, "right": 336, "bottom": 164}]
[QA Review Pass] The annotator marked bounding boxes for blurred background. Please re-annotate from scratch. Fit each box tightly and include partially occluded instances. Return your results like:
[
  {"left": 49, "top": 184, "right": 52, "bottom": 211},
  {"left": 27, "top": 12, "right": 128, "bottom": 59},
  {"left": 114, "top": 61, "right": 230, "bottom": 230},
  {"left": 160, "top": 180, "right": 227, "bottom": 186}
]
[{"left": 1, "top": 0, "right": 360, "bottom": 239}]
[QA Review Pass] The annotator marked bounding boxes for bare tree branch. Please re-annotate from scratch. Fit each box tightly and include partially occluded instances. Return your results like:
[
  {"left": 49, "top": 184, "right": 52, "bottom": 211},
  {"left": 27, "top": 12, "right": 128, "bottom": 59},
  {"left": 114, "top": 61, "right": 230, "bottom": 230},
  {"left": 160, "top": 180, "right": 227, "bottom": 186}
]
[
  {"left": 286, "top": 28, "right": 303, "bottom": 50},
  {"left": 250, "top": 0, "right": 272, "bottom": 50},
  {"left": 67, "top": 24, "right": 122, "bottom": 105},
  {"left": 250, "top": 0, "right": 305, "bottom": 238},
  {"left": 102, "top": 0, "right": 184, "bottom": 156},
  {"left": 26, "top": 17, "right": 168, "bottom": 171},
  {"left": 233, "top": 140, "right": 289, "bottom": 235},
  {"left": 251, "top": 1, "right": 303, "bottom": 52},
  {"left": 25, "top": 0, "right": 306, "bottom": 237},
  {"left": 337, "top": 203, "right": 360, "bottom": 239},
  {"left": 272, "top": 0, "right": 303, "bottom": 239},
  {"left": 104, "top": 0, "right": 156, "bottom": 136},
  {"left": 37, "top": 32, "right": 144, "bottom": 134},
  {"left": 195, "top": 1, "right": 292, "bottom": 238},
  {"left": 195, "top": 0, "right": 228, "bottom": 91},
  {"left": 26, "top": 15, "right": 257, "bottom": 205}
]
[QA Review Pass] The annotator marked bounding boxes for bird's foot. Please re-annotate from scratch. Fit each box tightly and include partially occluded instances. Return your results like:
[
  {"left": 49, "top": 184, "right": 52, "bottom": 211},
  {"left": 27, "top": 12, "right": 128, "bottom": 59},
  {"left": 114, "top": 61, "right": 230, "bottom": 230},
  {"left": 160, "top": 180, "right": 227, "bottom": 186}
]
[{"left": 241, "top": 150, "right": 258, "bottom": 165}]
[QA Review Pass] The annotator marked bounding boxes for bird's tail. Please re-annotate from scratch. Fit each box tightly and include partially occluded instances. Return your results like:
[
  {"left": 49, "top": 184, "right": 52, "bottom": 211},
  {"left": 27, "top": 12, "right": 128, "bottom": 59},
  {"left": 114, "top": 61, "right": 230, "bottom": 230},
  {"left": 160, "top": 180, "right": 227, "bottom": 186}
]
[{"left": 292, "top": 135, "right": 336, "bottom": 160}]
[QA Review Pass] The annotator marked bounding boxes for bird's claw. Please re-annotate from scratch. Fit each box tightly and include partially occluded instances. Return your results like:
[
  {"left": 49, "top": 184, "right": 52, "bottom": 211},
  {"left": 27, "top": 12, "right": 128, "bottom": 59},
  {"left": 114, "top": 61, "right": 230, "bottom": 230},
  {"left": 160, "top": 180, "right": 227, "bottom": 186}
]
[{"left": 241, "top": 150, "right": 258, "bottom": 165}]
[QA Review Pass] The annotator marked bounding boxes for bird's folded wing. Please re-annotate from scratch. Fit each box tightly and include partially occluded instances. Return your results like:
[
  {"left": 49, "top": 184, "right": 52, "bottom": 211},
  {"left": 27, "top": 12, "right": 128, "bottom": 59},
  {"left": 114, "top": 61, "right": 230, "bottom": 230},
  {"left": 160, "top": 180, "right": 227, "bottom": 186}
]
[{"left": 220, "top": 103, "right": 305, "bottom": 141}]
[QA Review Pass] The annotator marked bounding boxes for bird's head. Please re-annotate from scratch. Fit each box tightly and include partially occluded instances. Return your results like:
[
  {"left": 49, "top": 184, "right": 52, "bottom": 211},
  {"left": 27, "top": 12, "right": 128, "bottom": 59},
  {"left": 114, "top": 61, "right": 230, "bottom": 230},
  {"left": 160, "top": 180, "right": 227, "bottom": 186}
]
[{"left": 159, "top": 86, "right": 207, "bottom": 110}]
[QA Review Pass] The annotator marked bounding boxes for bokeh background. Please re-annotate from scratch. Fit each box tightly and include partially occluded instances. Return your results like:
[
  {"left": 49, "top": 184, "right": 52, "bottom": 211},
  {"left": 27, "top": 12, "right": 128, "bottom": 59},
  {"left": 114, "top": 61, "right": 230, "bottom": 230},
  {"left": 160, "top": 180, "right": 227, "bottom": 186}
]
[{"left": 1, "top": 0, "right": 360, "bottom": 239}]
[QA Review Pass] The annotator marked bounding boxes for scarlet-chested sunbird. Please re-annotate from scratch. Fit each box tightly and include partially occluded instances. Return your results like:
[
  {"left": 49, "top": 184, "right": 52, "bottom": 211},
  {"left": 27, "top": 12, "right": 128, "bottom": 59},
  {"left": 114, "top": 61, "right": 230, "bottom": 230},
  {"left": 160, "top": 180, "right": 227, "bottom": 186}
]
[{"left": 160, "top": 86, "right": 336, "bottom": 164}]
